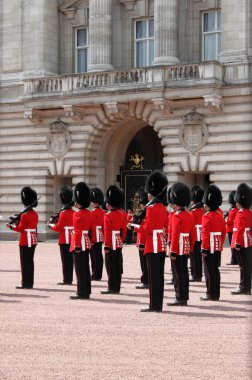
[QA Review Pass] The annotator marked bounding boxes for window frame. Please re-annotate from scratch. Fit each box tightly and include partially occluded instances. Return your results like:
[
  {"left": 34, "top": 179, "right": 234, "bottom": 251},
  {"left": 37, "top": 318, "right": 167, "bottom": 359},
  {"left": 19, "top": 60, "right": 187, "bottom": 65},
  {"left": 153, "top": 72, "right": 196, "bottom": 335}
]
[
  {"left": 134, "top": 17, "right": 154, "bottom": 68},
  {"left": 75, "top": 27, "right": 89, "bottom": 73},
  {"left": 201, "top": 10, "right": 221, "bottom": 62}
]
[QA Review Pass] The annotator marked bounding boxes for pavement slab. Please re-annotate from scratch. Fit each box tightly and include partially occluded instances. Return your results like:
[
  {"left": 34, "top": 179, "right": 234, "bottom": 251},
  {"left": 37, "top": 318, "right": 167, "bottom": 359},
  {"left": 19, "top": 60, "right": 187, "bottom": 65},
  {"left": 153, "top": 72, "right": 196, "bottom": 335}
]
[{"left": 0, "top": 242, "right": 251, "bottom": 380}]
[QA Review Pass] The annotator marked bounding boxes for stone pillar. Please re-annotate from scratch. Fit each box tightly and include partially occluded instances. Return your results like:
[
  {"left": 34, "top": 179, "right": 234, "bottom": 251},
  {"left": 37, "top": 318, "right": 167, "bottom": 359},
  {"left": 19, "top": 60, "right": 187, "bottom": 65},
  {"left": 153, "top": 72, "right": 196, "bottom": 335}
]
[
  {"left": 23, "top": 0, "right": 59, "bottom": 77},
  {"left": 219, "top": 0, "right": 252, "bottom": 63},
  {"left": 88, "top": 0, "right": 114, "bottom": 72},
  {"left": 153, "top": 0, "right": 179, "bottom": 66},
  {"left": 2, "top": 0, "right": 22, "bottom": 73}
]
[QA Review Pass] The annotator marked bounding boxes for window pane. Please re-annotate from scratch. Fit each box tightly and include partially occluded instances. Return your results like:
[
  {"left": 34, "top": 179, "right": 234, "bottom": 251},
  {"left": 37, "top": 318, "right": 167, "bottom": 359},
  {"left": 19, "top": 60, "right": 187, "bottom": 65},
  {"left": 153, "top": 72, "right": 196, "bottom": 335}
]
[
  {"left": 149, "top": 40, "right": 154, "bottom": 65},
  {"left": 136, "top": 41, "right": 147, "bottom": 67},
  {"left": 204, "top": 12, "right": 215, "bottom": 32},
  {"left": 77, "top": 29, "right": 87, "bottom": 47},
  {"left": 217, "top": 12, "right": 221, "bottom": 31},
  {"left": 218, "top": 33, "right": 221, "bottom": 54},
  {"left": 149, "top": 19, "right": 154, "bottom": 38},
  {"left": 204, "top": 34, "right": 216, "bottom": 60},
  {"left": 77, "top": 49, "right": 87, "bottom": 73},
  {"left": 136, "top": 20, "right": 146, "bottom": 39}
]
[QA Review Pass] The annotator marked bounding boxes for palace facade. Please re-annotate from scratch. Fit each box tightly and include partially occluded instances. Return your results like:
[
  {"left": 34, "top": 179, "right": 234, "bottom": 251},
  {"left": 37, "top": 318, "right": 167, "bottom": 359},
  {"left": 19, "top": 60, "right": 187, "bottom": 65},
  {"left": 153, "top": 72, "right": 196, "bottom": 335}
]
[{"left": 0, "top": 0, "right": 251, "bottom": 239}]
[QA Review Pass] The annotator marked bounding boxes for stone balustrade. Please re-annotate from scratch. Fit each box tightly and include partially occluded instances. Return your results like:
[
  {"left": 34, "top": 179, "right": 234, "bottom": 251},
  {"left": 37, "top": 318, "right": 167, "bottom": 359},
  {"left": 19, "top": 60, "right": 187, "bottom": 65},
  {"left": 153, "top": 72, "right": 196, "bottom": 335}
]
[{"left": 23, "top": 62, "right": 224, "bottom": 98}]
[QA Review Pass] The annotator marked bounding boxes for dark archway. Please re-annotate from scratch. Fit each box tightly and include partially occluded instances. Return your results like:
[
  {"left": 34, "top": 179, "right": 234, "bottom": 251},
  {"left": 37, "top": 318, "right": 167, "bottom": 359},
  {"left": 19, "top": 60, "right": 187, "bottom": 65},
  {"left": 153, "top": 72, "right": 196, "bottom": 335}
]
[
  {"left": 120, "top": 126, "right": 163, "bottom": 211},
  {"left": 123, "top": 126, "right": 163, "bottom": 171}
]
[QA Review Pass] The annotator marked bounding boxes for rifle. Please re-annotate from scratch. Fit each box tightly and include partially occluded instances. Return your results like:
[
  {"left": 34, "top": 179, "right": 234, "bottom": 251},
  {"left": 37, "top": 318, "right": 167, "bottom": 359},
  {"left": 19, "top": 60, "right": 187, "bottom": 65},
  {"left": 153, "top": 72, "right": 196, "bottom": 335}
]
[
  {"left": 47, "top": 203, "right": 73, "bottom": 225},
  {"left": 132, "top": 197, "right": 157, "bottom": 226},
  {"left": 9, "top": 196, "right": 41, "bottom": 227}
]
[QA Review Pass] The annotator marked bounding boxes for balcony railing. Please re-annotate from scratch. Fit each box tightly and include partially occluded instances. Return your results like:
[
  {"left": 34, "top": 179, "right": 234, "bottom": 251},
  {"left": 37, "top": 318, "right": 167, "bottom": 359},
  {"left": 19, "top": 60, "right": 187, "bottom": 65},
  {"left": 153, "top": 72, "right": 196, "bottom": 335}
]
[{"left": 23, "top": 62, "right": 224, "bottom": 98}]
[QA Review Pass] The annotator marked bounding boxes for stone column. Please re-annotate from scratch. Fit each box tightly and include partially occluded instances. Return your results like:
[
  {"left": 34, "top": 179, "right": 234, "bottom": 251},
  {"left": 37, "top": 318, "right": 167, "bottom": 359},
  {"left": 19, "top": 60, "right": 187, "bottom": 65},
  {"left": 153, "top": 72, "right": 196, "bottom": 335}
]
[
  {"left": 219, "top": 0, "right": 252, "bottom": 63},
  {"left": 88, "top": 0, "right": 114, "bottom": 72},
  {"left": 153, "top": 0, "right": 179, "bottom": 66}
]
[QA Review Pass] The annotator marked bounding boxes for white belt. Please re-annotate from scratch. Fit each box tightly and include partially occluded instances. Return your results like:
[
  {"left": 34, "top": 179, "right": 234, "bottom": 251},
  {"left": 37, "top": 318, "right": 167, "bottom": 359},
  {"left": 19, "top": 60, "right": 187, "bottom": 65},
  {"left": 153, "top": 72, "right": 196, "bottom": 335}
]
[
  {"left": 153, "top": 229, "right": 163, "bottom": 254},
  {"left": 81, "top": 230, "right": 89, "bottom": 251},
  {"left": 195, "top": 224, "right": 202, "bottom": 241},
  {"left": 112, "top": 230, "right": 120, "bottom": 250},
  {"left": 210, "top": 232, "right": 222, "bottom": 253},
  {"left": 179, "top": 233, "right": 189, "bottom": 255},
  {"left": 25, "top": 229, "right": 36, "bottom": 247},
  {"left": 64, "top": 226, "right": 73, "bottom": 244},
  {"left": 96, "top": 226, "right": 103, "bottom": 242}
]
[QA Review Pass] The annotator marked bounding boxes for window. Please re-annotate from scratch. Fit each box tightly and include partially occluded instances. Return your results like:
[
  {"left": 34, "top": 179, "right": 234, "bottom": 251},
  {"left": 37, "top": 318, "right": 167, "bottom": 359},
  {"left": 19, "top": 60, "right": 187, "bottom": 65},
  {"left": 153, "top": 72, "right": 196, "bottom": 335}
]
[
  {"left": 134, "top": 18, "right": 154, "bottom": 67},
  {"left": 202, "top": 11, "right": 221, "bottom": 61},
  {"left": 75, "top": 28, "right": 88, "bottom": 73}
]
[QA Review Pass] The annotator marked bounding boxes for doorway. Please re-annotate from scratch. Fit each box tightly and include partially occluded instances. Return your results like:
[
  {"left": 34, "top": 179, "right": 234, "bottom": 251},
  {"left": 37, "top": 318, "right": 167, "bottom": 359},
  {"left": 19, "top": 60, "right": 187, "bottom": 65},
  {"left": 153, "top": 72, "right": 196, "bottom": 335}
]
[{"left": 120, "top": 126, "right": 163, "bottom": 211}]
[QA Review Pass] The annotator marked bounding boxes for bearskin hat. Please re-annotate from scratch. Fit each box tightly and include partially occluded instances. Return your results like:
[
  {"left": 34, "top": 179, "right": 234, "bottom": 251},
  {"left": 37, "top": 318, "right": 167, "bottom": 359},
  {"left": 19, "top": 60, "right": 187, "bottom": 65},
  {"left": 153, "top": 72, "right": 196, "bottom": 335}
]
[
  {"left": 73, "top": 182, "right": 90, "bottom": 208},
  {"left": 105, "top": 185, "right": 124, "bottom": 209},
  {"left": 21, "top": 187, "right": 38, "bottom": 207},
  {"left": 202, "top": 184, "right": 222, "bottom": 211},
  {"left": 170, "top": 182, "right": 190, "bottom": 208},
  {"left": 228, "top": 190, "right": 236, "bottom": 206},
  {"left": 59, "top": 185, "right": 73, "bottom": 206},
  {"left": 145, "top": 171, "right": 168, "bottom": 199},
  {"left": 138, "top": 187, "right": 148, "bottom": 205},
  {"left": 167, "top": 187, "right": 173, "bottom": 205},
  {"left": 90, "top": 187, "right": 104, "bottom": 205},
  {"left": 234, "top": 183, "right": 252, "bottom": 209},
  {"left": 190, "top": 185, "right": 204, "bottom": 203}
]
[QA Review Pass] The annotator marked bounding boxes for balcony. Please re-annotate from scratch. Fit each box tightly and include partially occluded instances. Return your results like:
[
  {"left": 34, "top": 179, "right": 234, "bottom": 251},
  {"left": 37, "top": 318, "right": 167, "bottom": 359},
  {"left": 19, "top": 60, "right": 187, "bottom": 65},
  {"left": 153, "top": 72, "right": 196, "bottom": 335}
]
[{"left": 23, "top": 62, "right": 225, "bottom": 100}]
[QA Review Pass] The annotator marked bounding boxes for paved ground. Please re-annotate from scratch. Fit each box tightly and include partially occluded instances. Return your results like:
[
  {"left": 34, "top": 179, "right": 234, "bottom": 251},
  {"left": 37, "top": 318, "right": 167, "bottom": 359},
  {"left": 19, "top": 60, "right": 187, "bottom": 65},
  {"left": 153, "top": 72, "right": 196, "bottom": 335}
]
[{"left": 0, "top": 241, "right": 251, "bottom": 380}]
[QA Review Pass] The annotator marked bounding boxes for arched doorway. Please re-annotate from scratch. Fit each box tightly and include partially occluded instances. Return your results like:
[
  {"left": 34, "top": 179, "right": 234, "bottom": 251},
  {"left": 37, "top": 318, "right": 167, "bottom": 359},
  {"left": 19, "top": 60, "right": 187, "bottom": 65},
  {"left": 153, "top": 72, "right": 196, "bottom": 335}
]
[{"left": 120, "top": 126, "right": 163, "bottom": 211}]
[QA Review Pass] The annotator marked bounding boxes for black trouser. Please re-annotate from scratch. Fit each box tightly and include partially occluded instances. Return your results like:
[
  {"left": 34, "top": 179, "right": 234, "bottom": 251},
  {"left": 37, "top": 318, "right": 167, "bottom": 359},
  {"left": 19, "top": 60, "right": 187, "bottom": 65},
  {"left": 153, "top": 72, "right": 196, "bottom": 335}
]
[
  {"left": 105, "top": 249, "right": 123, "bottom": 293},
  {"left": 90, "top": 242, "right": 103, "bottom": 280},
  {"left": 170, "top": 256, "right": 176, "bottom": 283},
  {"left": 203, "top": 252, "right": 220, "bottom": 300},
  {"left": 147, "top": 252, "right": 166, "bottom": 311},
  {"left": 172, "top": 255, "right": 189, "bottom": 301},
  {"left": 19, "top": 245, "right": 36, "bottom": 288},
  {"left": 59, "top": 244, "right": 74, "bottom": 284},
  {"left": 228, "top": 232, "right": 238, "bottom": 264},
  {"left": 237, "top": 247, "right": 252, "bottom": 292},
  {"left": 139, "top": 249, "right": 148, "bottom": 285},
  {"left": 74, "top": 250, "right": 91, "bottom": 297},
  {"left": 190, "top": 241, "right": 202, "bottom": 280}
]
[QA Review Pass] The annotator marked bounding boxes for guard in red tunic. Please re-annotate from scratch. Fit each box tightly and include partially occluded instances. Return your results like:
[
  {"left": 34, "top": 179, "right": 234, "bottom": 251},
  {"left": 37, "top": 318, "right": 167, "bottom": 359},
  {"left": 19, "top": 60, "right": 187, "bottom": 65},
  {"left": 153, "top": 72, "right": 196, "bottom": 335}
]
[
  {"left": 189, "top": 185, "right": 204, "bottom": 282},
  {"left": 48, "top": 186, "right": 74, "bottom": 285},
  {"left": 231, "top": 183, "right": 252, "bottom": 295},
  {"left": 101, "top": 185, "right": 127, "bottom": 294},
  {"left": 200, "top": 184, "right": 226, "bottom": 301},
  {"left": 226, "top": 190, "right": 239, "bottom": 265},
  {"left": 168, "top": 183, "right": 196, "bottom": 306},
  {"left": 166, "top": 187, "right": 175, "bottom": 285},
  {"left": 128, "top": 187, "right": 148, "bottom": 289},
  {"left": 6, "top": 187, "right": 39, "bottom": 289},
  {"left": 90, "top": 187, "right": 105, "bottom": 281},
  {"left": 140, "top": 172, "right": 168, "bottom": 313},
  {"left": 69, "top": 182, "right": 94, "bottom": 300}
]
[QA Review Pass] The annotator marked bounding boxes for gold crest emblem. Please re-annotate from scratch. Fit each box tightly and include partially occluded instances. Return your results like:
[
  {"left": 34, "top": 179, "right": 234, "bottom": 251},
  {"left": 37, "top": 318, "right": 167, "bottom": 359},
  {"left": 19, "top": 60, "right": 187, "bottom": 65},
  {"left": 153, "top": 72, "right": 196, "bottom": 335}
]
[{"left": 129, "top": 153, "right": 144, "bottom": 169}]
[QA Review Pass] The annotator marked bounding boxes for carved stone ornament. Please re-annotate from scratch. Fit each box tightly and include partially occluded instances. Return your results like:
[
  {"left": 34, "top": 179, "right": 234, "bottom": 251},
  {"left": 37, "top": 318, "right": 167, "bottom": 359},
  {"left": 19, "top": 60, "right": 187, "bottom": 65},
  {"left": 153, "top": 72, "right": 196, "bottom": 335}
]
[
  {"left": 47, "top": 120, "right": 71, "bottom": 158},
  {"left": 179, "top": 110, "right": 208, "bottom": 154}
]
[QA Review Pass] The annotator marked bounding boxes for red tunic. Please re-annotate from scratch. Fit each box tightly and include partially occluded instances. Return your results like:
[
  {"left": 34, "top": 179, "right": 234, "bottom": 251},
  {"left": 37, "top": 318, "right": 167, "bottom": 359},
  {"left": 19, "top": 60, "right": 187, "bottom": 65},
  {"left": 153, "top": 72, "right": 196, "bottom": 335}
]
[
  {"left": 49, "top": 209, "right": 74, "bottom": 245},
  {"left": 90, "top": 207, "right": 105, "bottom": 243},
  {"left": 170, "top": 209, "right": 196, "bottom": 255},
  {"left": 12, "top": 209, "right": 38, "bottom": 247},
  {"left": 104, "top": 209, "right": 127, "bottom": 250},
  {"left": 70, "top": 209, "right": 94, "bottom": 252},
  {"left": 189, "top": 207, "right": 204, "bottom": 241},
  {"left": 143, "top": 203, "right": 168, "bottom": 255},
  {"left": 226, "top": 207, "right": 238, "bottom": 233},
  {"left": 134, "top": 218, "right": 146, "bottom": 247},
  {"left": 201, "top": 211, "right": 226, "bottom": 253},
  {"left": 168, "top": 209, "right": 175, "bottom": 246},
  {"left": 231, "top": 208, "right": 252, "bottom": 249}
]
